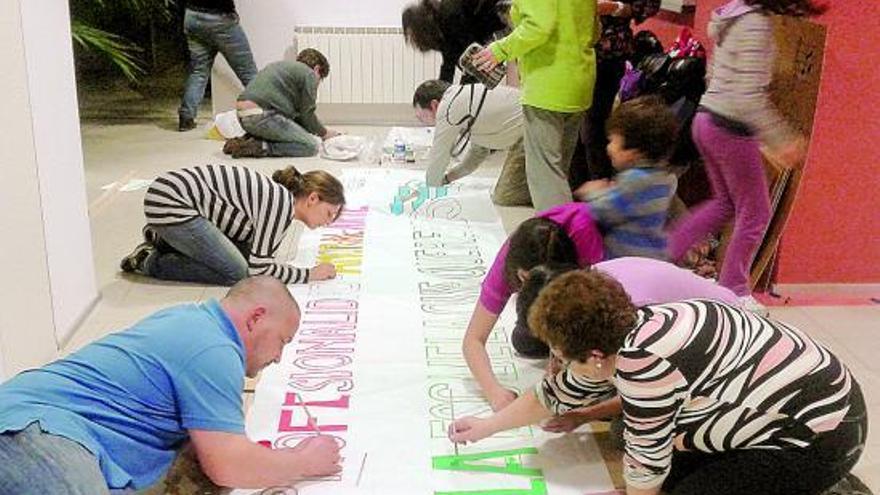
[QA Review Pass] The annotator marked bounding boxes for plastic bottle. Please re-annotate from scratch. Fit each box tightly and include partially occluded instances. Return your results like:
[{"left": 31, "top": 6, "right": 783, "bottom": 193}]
[
  {"left": 405, "top": 142, "right": 415, "bottom": 163},
  {"left": 393, "top": 137, "right": 406, "bottom": 163}
]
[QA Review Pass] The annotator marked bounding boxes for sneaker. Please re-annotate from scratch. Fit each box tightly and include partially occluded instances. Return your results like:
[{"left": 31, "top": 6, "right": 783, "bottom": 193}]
[
  {"left": 142, "top": 225, "right": 159, "bottom": 244},
  {"left": 738, "top": 294, "right": 770, "bottom": 317},
  {"left": 142, "top": 225, "right": 172, "bottom": 252},
  {"left": 178, "top": 116, "right": 197, "bottom": 132},
  {"left": 228, "top": 136, "right": 268, "bottom": 159},
  {"left": 119, "top": 242, "right": 156, "bottom": 274},
  {"left": 222, "top": 136, "right": 246, "bottom": 155}
]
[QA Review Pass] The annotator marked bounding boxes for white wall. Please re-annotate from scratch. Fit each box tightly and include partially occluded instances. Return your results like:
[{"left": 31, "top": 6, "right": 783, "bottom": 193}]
[
  {"left": 0, "top": 0, "right": 98, "bottom": 379},
  {"left": 21, "top": 0, "right": 98, "bottom": 345},
  {"left": 239, "top": 0, "right": 412, "bottom": 66},
  {"left": 212, "top": 0, "right": 414, "bottom": 113}
]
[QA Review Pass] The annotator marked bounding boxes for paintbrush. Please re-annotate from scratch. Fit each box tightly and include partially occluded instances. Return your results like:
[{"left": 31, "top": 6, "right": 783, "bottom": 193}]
[
  {"left": 450, "top": 398, "right": 460, "bottom": 456},
  {"left": 301, "top": 402, "right": 322, "bottom": 435}
]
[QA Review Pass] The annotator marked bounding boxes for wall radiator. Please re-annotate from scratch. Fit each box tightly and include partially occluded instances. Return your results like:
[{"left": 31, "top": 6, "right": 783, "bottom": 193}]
[{"left": 294, "top": 26, "right": 443, "bottom": 104}]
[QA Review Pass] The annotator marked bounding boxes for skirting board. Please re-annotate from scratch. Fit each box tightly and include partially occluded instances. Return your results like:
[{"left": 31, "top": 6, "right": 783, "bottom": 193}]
[{"left": 318, "top": 103, "right": 422, "bottom": 126}]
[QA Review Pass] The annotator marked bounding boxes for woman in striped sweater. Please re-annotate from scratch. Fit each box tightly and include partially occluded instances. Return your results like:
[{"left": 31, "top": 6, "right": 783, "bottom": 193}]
[
  {"left": 450, "top": 270, "right": 867, "bottom": 495},
  {"left": 120, "top": 165, "right": 345, "bottom": 285}
]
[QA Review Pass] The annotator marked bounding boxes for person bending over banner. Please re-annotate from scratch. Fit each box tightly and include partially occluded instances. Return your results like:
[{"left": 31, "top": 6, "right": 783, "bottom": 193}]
[
  {"left": 0, "top": 277, "right": 342, "bottom": 493},
  {"left": 413, "top": 79, "right": 531, "bottom": 206},
  {"left": 463, "top": 232, "right": 741, "bottom": 411},
  {"left": 451, "top": 270, "right": 869, "bottom": 495},
  {"left": 121, "top": 164, "right": 344, "bottom": 286}
]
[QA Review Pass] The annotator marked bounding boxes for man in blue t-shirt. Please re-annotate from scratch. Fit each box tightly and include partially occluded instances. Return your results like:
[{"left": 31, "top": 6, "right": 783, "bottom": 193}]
[{"left": 0, "top": 276, "right": 341, "bottom": 493}]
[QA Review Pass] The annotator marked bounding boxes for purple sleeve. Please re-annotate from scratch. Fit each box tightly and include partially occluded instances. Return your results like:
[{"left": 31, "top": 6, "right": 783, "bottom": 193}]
[
  {"left": 479, "top": 240, "right": 512, "bottom": 315},
  {"left": 570, "top": 207, "right": 606, "bottom": 267}
]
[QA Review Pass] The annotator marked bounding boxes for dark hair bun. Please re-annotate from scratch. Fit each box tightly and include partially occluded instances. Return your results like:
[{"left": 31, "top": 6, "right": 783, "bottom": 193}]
[{"left": 272, "top": 166, "right": 304, "bottom": 194}]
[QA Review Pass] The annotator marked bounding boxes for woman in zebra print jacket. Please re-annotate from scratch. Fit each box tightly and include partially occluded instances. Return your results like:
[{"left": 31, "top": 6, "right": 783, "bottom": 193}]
[
  {"left": 120, "top": 165, "right": 345, "bottom": 286},
  {"left": 450, "top": 270, "right": 867, "bottom": 495}
]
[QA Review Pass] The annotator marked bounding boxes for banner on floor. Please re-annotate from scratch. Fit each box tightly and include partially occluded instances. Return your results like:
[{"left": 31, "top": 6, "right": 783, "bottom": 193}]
[{"left": 232, "top": 169, "right": 614, "bottom": 495}]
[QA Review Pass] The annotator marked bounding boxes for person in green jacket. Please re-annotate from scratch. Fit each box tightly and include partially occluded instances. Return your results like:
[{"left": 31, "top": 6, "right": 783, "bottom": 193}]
[{"left": 474, "top": 0, "right": 597, "bottom": 210}]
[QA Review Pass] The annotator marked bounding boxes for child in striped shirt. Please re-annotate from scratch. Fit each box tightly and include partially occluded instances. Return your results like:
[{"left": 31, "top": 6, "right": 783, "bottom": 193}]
[{"left": 573, "top": 96, "right": 679, "bottom": 260}]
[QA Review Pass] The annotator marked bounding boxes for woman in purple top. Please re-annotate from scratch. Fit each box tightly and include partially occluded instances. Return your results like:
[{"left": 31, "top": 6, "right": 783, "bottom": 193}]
[
  {"left": 464, "top": 203, "right": 605, "bottom": 411},
  {"left": 463, "top": 201, "right": 739, "bottom": 411}
]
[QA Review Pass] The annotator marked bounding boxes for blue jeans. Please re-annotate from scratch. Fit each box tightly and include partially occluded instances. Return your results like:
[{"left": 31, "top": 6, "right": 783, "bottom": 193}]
[
  {"left": 0, "top": 423, "right": 114, "bottom": 494},
  {"left": 145, "top": 217, "right": 250, "bottom": 286},
  {"left": 239, "top": 110, "right": 320, "bottom": 157},
  {"left": 178, "top": 9, "right": 257, "bottom": 120}
]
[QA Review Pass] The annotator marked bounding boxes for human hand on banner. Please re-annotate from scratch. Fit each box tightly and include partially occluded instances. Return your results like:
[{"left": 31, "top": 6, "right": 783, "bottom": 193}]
[
  {"left": 288, "top": 436, "right": 343, "bottom": 478},
  {"left": 542, "top": 411, "right": 590, "bottom": 433},
  {"left": 310, "top": 263, "right": 337, "bottom": 281},
  {"left": 488, "top": 388, "right": 518, "bottom": 412},
  {"left": 322, "top": 128, "right": 342, "bottom": 141},
  {"left": 448, "top": 416, "right": 493, "bottom": 444}
]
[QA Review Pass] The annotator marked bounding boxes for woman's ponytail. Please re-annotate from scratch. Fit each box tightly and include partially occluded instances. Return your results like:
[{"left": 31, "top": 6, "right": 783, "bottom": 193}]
[{"left": 272, "top": 166, "right": 305, "bottom": 196}]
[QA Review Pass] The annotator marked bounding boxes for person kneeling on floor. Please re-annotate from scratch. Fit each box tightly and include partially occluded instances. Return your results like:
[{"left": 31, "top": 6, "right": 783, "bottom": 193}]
[
  {"left": 451, "top": 270, "right": 869, "bottom": 495},
  {"left": 223, "top": 48, "right": 341, "bottom": 158}
]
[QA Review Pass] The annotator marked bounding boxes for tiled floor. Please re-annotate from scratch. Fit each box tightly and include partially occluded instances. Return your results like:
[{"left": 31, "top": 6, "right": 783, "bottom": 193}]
[{"left": 72, "top": 118, "right": 878, "bottom": 492}]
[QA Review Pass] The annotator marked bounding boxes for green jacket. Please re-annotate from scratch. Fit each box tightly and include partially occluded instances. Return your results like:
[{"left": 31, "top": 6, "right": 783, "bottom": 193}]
[{"left": 490, "top": 0, "right": 598, "bottom": 113}]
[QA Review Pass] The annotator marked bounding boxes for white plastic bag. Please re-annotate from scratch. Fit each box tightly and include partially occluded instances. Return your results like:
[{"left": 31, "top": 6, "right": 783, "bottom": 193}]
[
  {"left": 213, "top": 110, "right": 246, "bottom": 139},
  {"left": 320, "top": 135, "right": 367, "bottom": 161}
]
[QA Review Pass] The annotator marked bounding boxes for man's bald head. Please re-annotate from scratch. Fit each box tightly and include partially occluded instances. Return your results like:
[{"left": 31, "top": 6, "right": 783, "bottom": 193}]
[
  {"left": 225, "top": 276, "right": 299, "bottom": 316},
  {"left": 223, "top": 276, "right": 302, "bottom": 377}
]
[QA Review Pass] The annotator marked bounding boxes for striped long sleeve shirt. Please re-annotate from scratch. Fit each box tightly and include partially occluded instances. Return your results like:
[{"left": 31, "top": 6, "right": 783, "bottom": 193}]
[
  {"left": 534, "top": 300, "right": 856, "bottom": 490},
  {"left": 699, "top": 3, "right": 795, "bottom": 148},
  {"left": 585, "top": 163, "right": 676, "bottom": 260},
  {"left": 618, "top": 300, "right": 854, "bottom": 489},
  {"left": 143, "top": 165, "right": 309, "bottom": 284}
]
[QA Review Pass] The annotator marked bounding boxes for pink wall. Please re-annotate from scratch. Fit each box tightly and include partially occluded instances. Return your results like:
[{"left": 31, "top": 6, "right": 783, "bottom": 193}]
[{"left": 640, "top": 0, "right": 880, "bottom": 284}]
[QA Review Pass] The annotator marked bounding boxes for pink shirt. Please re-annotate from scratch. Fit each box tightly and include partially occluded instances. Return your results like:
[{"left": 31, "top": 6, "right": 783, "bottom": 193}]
[
  {"left": 596, "top": 257, "right": 738, "bottom": 306},
  {"left": 478, "top": 201, "right": 737, "bottom": 315},
  {"left": 479, "top": 203, "right": 605, "bottom": 314}
]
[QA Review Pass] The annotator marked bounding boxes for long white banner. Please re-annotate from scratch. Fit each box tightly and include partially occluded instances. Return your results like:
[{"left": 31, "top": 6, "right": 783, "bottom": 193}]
[{"left": 233, "top": 169, "right": 615, "bottom": 495}]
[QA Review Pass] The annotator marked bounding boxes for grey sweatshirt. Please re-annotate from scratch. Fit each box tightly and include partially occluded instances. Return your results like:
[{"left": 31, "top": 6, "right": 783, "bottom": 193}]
[
  {"left": 699, "top": 0, "right": 795, "bottom": 148},
  {"left": 239, "top": 61, "right": 326, "bottom": 137}
]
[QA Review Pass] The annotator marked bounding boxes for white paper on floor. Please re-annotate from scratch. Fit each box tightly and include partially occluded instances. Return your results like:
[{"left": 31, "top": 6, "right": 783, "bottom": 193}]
[{"left": 232, "top": 169, "right": 615, "bottom": 495}]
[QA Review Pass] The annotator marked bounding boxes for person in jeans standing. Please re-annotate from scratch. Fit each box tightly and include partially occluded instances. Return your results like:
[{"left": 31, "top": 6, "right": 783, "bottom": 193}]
[
  {"left": 222, "top": 49, "right": 340, "bottom": 158},
  {"left": 178, "top": 0, "right": 258, "bottom": 132},
  {"left": 473, "top": 0, "right": 598, "bottom": 210},
  {"left": 120, "top": 165, "right": 344, "bottom": 286}
]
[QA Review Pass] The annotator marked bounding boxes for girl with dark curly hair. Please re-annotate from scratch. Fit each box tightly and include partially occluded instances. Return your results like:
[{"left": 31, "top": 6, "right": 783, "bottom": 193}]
[{"left": 451, "top": 270, "right": 868, "bottom": 495}]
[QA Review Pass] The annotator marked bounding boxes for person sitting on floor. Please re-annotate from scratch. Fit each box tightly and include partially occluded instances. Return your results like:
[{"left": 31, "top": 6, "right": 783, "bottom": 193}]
[
  {"left": 120, "top": 165, "right": 343, "bottom": 285},
  {"left": 413, "top": 79, "right": 531, "bottom": 206},
  {"left": 223, "top": 48, "right": 341, "bottom": 158},
  {"left": 451, "top": 270, "right": 869, "bottom": 495},
  {"left": 0, "top": 277, "right": 342, "bottom": 493}
]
